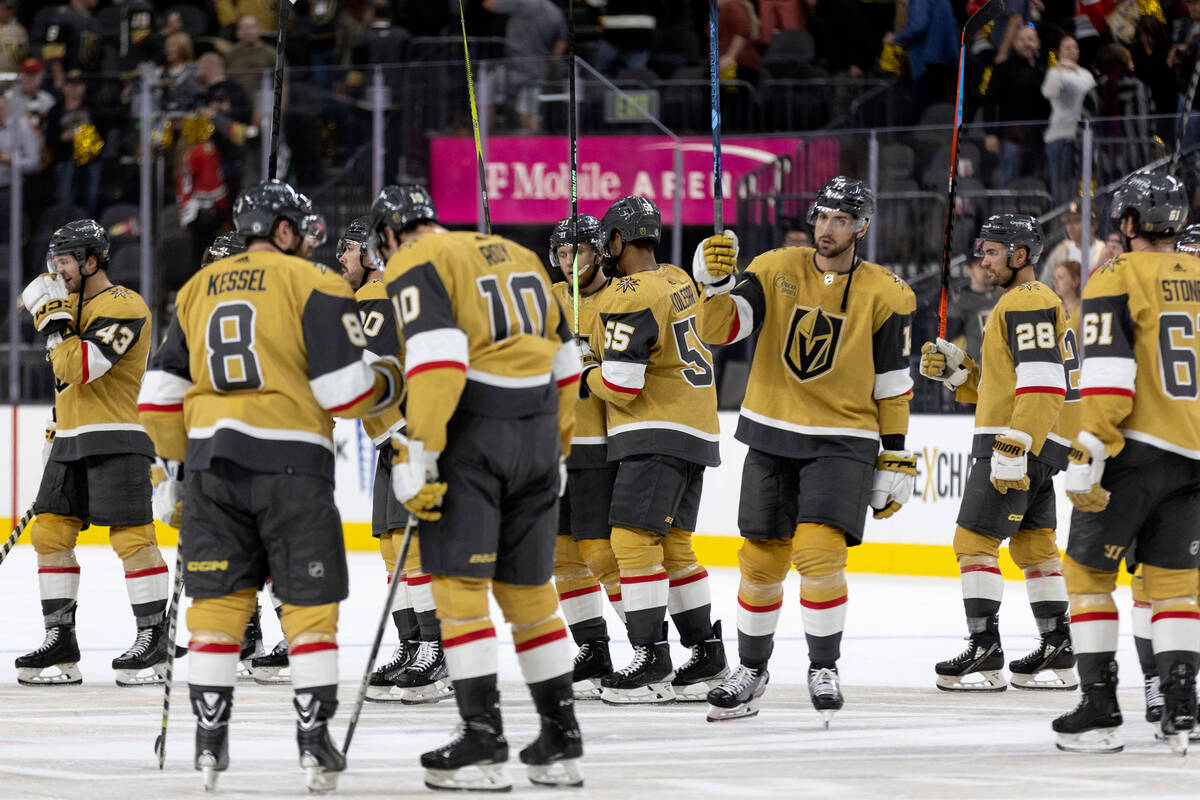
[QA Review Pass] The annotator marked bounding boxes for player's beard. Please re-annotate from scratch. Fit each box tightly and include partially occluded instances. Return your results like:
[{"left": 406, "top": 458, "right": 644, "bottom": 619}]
[{"left": 816, "top": 236, "right": 854, "bottom": 259}]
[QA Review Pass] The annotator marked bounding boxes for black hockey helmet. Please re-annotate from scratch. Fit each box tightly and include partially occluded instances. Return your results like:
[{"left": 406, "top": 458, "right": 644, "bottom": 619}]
[
  {"left": 47, "top": 219, "right": 110, "bottom": 273},
  {"left": 337, "top": 215, "right": 373, "bottom": 260},
  {"left": 233, "top": 179, "right": 307, "bottom": 242},
  {"left": 975, "top": 213, "right": 1044, "bottom": 266},
  {"left": 808, "top": 176, "right": 876, "bottom": 230},
  {"left": 1177, "top": 223, "right": 1200, "bottom": 255},
  {"left": 1110, "top": 171, "right": 1188, "bottom": 236},
  {"left": 297, "top": 191, "right": 327, "bottom": 247},
  {"left": 600, "top": 195, "right": 661, "bottom": 257},
  {"left": 548, "top": 213, "right": 603, "bottom": 270},
  {"left": 367, "top": 184, "right": 438, "bottom": 264},
  {"left": 202, "top": 231, "right": 246, "bottom": 267}
]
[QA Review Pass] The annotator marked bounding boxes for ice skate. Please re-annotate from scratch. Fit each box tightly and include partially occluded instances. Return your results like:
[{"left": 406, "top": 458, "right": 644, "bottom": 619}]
[
  {"left": 236, "top": 607, "right": 265, "bottom": 681},
  {"left": 1144, "top": 674, "right": 1164, "bottom": 724},
  {"left": 600, "top": 642, "right": 675, "bottom": 705},
  {"left": 1008, "top": 630, "right": 1077, "bottom": 690},
  {"left": 570, "top": 638, "right": 612, "bottom": 700},
  {"left": 15, "top": 625, "right": 83, "bottom": 686},
  {"left": 706, "top": 664, "right": 769, "bottom": 721},
  {"left": 193, "top": 691, "right": 231, "bottom": 791},
  {"left": 1160, "top": 662, "right": 1197, "bottom": 756},
  {"left": 251, "top": 638, "right": 291, "bottom": 684},
  {"left": 935, "top": 632, "right": 1006, "bottom": 692},
  {"left": 113, "top": 622, "right": 176, "bottom": 687},
  {"left": 297, "top": 720, "right": 346, "bottom": 793},
  {"left": 422, "top": 713, "right": 511, "bottom": 792},
  {"left": 807, "top": 664, "right": 843, "bottom": 727},
  {"left": 396, "top": 639, "right": 454, "bottom": 704},
  {"left": 365, "top": 641, "right": 415, "bottom": 703},
  {"left": 1053, "top": 660, "right": 1123, "bottom": 753},
  {"left": 519, "top": 705, "right": 584, "bottom": 787},
  {"left": 672, "top": 621, "right": 729, "bottom": 702}
]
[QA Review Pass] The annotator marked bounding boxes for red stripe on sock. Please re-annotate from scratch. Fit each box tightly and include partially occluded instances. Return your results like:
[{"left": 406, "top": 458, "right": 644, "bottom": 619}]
[
  {"left": 620, "top": 572, "right": 667, "bottom": 585},
  {"left": 1071, "top": 611, "right": 1119, "bottom": 623},
  {"left": 961, "top": 564, "right": 1002, "bottom": 575},
  {"left": 443, "top": 627, "right": 496, "bottom": 649},
  {"left": 800, "top": 595, "right": 847, "bottom": 610},
  {"left": 738, "top": 596, "right": 783, "bottom": 613},
  {"left": 125, "top": 565, "right": 169, "bottom": 579},
  {"left": 1023, "top": 570, "right": 1063, "bottom": 579},
  {"left": 37, "top": 566, "right": 81, "bottom": 574},
  {"left": 1132, "top": 601, "right": 1151, "bottom": 609},
  {"left": 559, "top": 585, "right": 603, "bottom": 601},
  {"left": 189, "top": 642, "right": 240, "bottom": 654},
  {"left": 669, "top": 569, "right": 709, "bottom": 588},
  {"left": 514, "top": 627, "right": 569, "bottom": 653},
  {"left": 607, "top": 592, "right": 622, "bottom": 603},
  {"left": 406, "top": 575, "right": 432, "bottom": 586},
  {"left": 290, "top": 641, "right": 338, "bottom": 656},
  {"left": 1151, "top": 611, "right": 1200, "bottom": 623}
]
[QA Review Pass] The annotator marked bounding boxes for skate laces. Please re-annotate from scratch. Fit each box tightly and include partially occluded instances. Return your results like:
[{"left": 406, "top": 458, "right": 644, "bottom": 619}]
[
  {"left": 573, "top": 643, "right": 591, "bottom": 666},
  {"left": 722, "top": 664, "right": 761, "bottom": 693},
  {"left": 121, "top": 626, "right": 156, "bottom": 658},
  {"left": 1145, "top": 675, "right": 1164, "bottom": 708},
  {"left": 378, "top": 643, "right": 407, "bottom": 671},
  {"left": 808, "top": 667, "right": 839, "bottom": 697},
  {"left": 32, "top": 627, "right": 62, "bottom": 654},
  {"left": 408, "top": 641, "right": 440, "bottom": 671},
  {"left": 615, "top": 645, "right": 650, "bottom": 677}
]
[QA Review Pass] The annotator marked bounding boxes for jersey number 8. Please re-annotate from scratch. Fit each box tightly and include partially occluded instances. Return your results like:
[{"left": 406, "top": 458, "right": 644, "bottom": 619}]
[{"left": 206, "top": 301, "right": 262, "bottom": 392}]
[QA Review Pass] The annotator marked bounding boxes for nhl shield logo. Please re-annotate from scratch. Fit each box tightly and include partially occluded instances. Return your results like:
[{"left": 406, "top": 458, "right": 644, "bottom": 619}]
[{"left": 783, "top": 305, "right": 844, "bottom": 382}]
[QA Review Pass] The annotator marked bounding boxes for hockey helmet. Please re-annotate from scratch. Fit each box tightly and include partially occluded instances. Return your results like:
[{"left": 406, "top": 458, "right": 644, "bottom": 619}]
[
  {"left": 599, "top": 195, "right": 661, "bottom": 260},
  {"left": 202, "top": 231, "right": 246, "bottom": 267},
  {"left": 297, "top": 191, "right": 327, "bottom": 248},
  {"left": 337, "top": 215, "right": 373, "bottom": 260},
  {"left": 1177, "top": 223, "right": 1200, "bottom": 256},
  {"left": 548, "top": 213, "right": 603, "bottom": 270},
  {"left": 233, "top": 179, "right": 308, "bottom": 242},
  {"left": 808, "top": 176, "right": 876, "bottom": 230},
  {"left": 367, "top": 184, "right": 438, "bottom": 265},
  {"left": 1109, "top": 171, "right": 1188, "bottom": 236},
  {"left": 47, "top": 219, "right": 110, "bottom": 273},
  {"left": 975, "top": 214, "right": 1044, "bottom": 266}
]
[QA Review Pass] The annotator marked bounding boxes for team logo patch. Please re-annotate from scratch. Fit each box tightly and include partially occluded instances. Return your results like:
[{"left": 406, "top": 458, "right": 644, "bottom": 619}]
[
  {"left": 615, "top": 277, "right": 640, "bottom": 293},
  {"left": 783, "top": 305, "right": 844, "bottom": 382}
]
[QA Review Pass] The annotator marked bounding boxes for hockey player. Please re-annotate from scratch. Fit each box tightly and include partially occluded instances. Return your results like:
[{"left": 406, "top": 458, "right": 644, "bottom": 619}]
[
  {"left": 548, "top": 214, "right": 625, "bottom": 698},
  {"left": 16, "top": 221, "right": 170, "bottom": 688},
  {"left": 920, "top": 214, "right": 1074, "bottom": 692},
  {"left": 137, "top": 180, "right": 404, "bottom": 792},
  {"left": 337, "top": 216, "right": 452, "bottom": 705},
  {"left": 691, "top": 177, "right": 917, "bottom": 724},
  {"left": 1053, "top": 171, "right": 1200, "bottom": 755},
  {"left": 372, "top": 185, "right": 585, "bottom": 791},
  {"left": 579, "top": 195, "right": 728, "bottom": 705}
]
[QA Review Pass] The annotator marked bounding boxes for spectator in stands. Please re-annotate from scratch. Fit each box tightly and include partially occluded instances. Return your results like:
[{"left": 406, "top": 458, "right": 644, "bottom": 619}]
[
  {"left": 983, "top": 23, "right": 1049, "bottom": 188},
  {"left": 214, "top": 0, "right": 277, "bottom": 34},
  {"left": 197, "top": 50, "right": 252, "bottom": 201},
  {"left": 226, "top": 15, "right": 277, "bottom": 107},
  {"left": 484, "top": 0, "right": 566, "bottom": 132},
  {"left": 884, "top": 0, "right": 958, "bottom": 121},
  {"left": 1093, "top": 42, "right": 1156, "bottom": 176},
  {"left": 1132, "top": 14, "right": 1176, "bottom": 135},
  {"left": 757, "top": 0, "right": 803, "bottom": 45},
  {"left": 0, "top": 0, "right": 28, "bottom": 75},
  {"left": 717, "top": 0, "right": 762, "bottom": 86},
  {"left": 33, "top": 0, "right": 103, "bottom": 90},
  {"left": 161, "top": 32, "right": 201, "bottom": 112},
  {"left": 46, "top": 70, "right": 102, "bottom": 216},
  {"left": 304, "top": 0, "right": 341, "bottom": 90},
  {"left": 335, "top": 0, "right": 372, "bottom": 67},
  {"left": 8, "top": 58, "right": 56, "bottom": 129},
  {"left": 588, "top": 0, "right": 659, "bottom": 77},
  {"left": 1041, "top": 33, "right": 1095, "bottom": 201},
  {"left": 805, "top": 0, "right": 874, "bottom": 78},
  {"left": 1040, "top": 201, "right": 1106, "bottom": 283},
  {"left": 0, "top": 94, "right": 39, "bottom": 243},
  {"left": 946, "top": 256, "right": 999, "bottom": 364},
  {"left": 782, "top": 216, "right": 811, "bottom": 247},
  {"left": 1171, "top": 0, "right": 1200, "bottom": 154},
  {"left": 1052, "top": 258, "right": 1081, "bottom": 318},
  {"left": 1103, "top": 231, "right": 1123, "bottom": 262},
  {"left": 991, "top": 0, "right": 1032, "bottom": 65}
]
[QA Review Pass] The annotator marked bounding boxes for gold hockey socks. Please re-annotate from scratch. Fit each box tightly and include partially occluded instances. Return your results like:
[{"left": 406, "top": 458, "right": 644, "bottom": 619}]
[
  {"left": 612, "top": 526, "right": 668, "bottom": 645},
  {"left": 554, "top": 535, "right": 607, "bottom": 644},
  {"left": 794, "top": 524, "right": 849, "bottom": 666},
  {"left": 113, "top": 525, "right": 169, "bottom": 627},
  {"left": 433, "top": 575, "right": 499, "bottom": 718},
  {"left": 736, "top": 538, "right": 789, "bottom": 667},
  {"left": 577, "top": 538, "right": 625, "bottom": 623},
  {"left": 954, "top": 526, "right": 1003, "bottom": 633},
  {"left": 664, "top": 527, "right": 714, "bottom": 647},
  {"left": 30, "top": 513, "right": 82, "bottom": 627},
  {"left": 495, "top": 580, "right": 573, "bottom": 699}
]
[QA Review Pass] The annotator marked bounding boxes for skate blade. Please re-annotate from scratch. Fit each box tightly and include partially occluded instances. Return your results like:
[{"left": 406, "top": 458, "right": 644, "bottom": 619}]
[
  {"left": 600, "top": 681, "right": 676, "bottom": 706},
  {"left": 365, "top": 684, "right": 408, "bottom": 703},
  {"left": 819, "top": 709, "right": 838, "bottom": 729},
  {"left": 935, "top": 670, "right": 1007, "bottom": 692},
  {"left": 400, "top": 679, "right": 455, "bottom": 705},
  {"left": 572, "top": 678, "right": 603, "bottom": 700},
  {"left": 250, "top": 667, "right": 291, "bottom": 685},
  {"left": 301, "top": 756, "right": 341, "bottom": 793},
  {"left": 527, "top": 757, "right": 583, "bottom": 788},
  {"left": 1009, "top": 668, "right": 1078, "bottom": 691},
  {"left": 16, "top": 664, "right": 83, "bottom": 686},
  {"left": 197, "top": 755, "right": 221, "bottom": 792},
  {"left": 706, "top": 698, "right": 761, "bottom": 722},
  {"left": 424, "top": 763, "right": 512, "bottom": 793},
  {"left": 115, "top": 663, "right": 168, "bottom": 687},
  {"left": 1055, "top": 728, "right": 1124, "bottom": 753},
  {"left": 672, "top": 671, "right": 730, "bottom": 703},
  {"left": 1165, "top": 730, "right": 1190, "bottom": 756}
]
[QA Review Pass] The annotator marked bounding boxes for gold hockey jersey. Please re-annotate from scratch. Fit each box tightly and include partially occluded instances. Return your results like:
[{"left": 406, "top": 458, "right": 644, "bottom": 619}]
[
  {"left": 695, "top": 247, "right": 915, "bottom": 465},
  {"left": 49, "top": 285, "right": 155, "bottom": 461},
  {"left": 385, "top": 231, "right": 581, "bottom": 455},
  {"left": 583, "top": 264, "right": 721, "bottom": 467},
  {"left": 356, "top": 278, "right": 405, "bottom": 445},
  {"left": 954, "top": 281, "right": 1068, "bottom": 466},
  {"left": 1051, "top": 307, "right": 1083, "bottom": 442},
  {"left": 138, "top": 250, "right": 400, "bottom": 475},
  {"left": 552, "top": 279, "right": 610, "bottom": 468},
  {"left": 1077, "top": 250, "right": 1200, "bottom": 459}
]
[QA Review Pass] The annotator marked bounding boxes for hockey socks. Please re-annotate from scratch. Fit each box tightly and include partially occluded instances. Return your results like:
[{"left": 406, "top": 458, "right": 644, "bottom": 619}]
[
  {"left": 557, "top": 576, "right": 607, "bottom": 645},
  {"left": 514, "top": 615, "right": 572, "bottom": 690},
  {"left": 443, "top": 622, "right": 500, "bottom": 718},
  {"left": 619, "top": 570, "right": 668, "bottom": 645},
  {"left": 736, "top": 578, "right": 782, "bottom": 668},
  {"left": 800, "top": 573, "right": 847, "bottom": 665},
  {"left": 389, "top": 571, "right": 419, "bottom": 642},
  {"left": 1023, "top": 559, "right": 1069, "bottom": 635},
  {"left": 959, "top": 556, "right": 1003, "bottom": 635},
  {"left": 37, "top": 553, "right": 80, "bottom": 628},
  {"left": 668, "top": 566, "right": 714, "bottom": 647},
  {"left": 124, "top": 561, "right": 170, "bottom": 627},
  {"left": 1150, "top": 598, "right": 1200, "bottom": 681},
  {"left": 1069, "top": 599, "right": 1119, "bottom": 687}
]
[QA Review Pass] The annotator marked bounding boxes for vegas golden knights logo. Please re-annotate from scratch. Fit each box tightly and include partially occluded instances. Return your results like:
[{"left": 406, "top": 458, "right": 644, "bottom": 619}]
[{"left": 783, "top": 305, "right": 844, "bottom": 381}]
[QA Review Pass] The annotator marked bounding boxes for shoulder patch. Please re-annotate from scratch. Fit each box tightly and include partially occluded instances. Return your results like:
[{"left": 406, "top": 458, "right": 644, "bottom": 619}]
[{"left": 615, "top": 276, "right": 640, "bottom": 293}]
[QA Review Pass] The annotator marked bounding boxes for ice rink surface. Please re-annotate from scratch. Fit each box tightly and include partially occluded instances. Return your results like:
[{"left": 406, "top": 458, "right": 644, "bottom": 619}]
[{"left": 0, "top": 547, "right": 1194, "bottom": 799}]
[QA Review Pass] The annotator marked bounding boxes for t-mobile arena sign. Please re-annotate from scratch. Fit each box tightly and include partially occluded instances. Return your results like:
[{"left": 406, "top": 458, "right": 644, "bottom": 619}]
[{"left": 429, "top": 136, "right": 837, "bottom": 225}]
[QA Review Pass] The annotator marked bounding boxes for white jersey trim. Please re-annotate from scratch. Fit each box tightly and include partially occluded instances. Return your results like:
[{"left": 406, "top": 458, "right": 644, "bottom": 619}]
[
  {"left": 188, "top": 418, "right": 335, "bottom": 453},
  {"left": 1015, "top": 360, "right": 1066, "bottom": 391},
  {"left": 82, "top": 341, "right": 114, "bottom": 384},
  {"left": 571, "top": 435, "right": 607, "bottom": 445},
  {"left": 552, "top": 338, "right": 583, "bottom": 384},
  {"left": 1120, "top": 429, "right": 1200, "bottom": 461},
  {"left": 466, "top": 369, "right": 552, "bottom": 389},
  {"left": 739, "top": 407, "right": 880, "bottom": 441},
  {"left": 873, "top": 367, "right": 913, "bottom": 399},
  {"left": 1080, "top": 356, "right": 1136, "bottom": 392},
  {"left": 606, "top": 419, "right": 720, "bottom": 443},
  {"left": 309, "top": 360, "right": 376, "bottom": 412},
  {"left": 56, "top": 422, "right": 148, "bottom": 439},
  {"left": 1045, "top": 432, "right": 1072, "bottom": 449},
  {"left": 369, "top": 417, "right": 406, "bottom": 447},
  {"left": 138, "top": 369, "right": 194, "bottom": 406},
  {"left": 729, "top": 294, "right": 755, "bottom": 344},
  {"left": 601, "top": 360, "right": 646, "bottom": 391},
  {"left": 406, "top": 327, "right": 469, "bottom": 374}
]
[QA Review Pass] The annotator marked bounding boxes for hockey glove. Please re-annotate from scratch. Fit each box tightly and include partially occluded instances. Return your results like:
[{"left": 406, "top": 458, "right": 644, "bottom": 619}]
[
  {"left": 692, "top": 230, "right": 739, "bottom": 296},
  {"left": 1065, "top": 431, "right": 1110, "bottom": 512},
  {"left": 990, "top": 429, "right": 1032, "bottom": 495},
  {"left": 870, "top": 450, "right": 917, "bottom": 519},
  {"left": 578, "top": 338, "right": 600, "bottom": 400},
  {"left": 41, "top": 418, "right": 55, "bottom": 470},
  {"left": 150, "top": 458, "right": 184, "bottom": 529},
  {"left": 919, "top": 338, "right": 974, "bottom": 390},
  {"left": 390, "top": 434, "right": 446, "bottom": 522},
  {"left": 21, "top": 273, "right": 72, "bottom": 335}
]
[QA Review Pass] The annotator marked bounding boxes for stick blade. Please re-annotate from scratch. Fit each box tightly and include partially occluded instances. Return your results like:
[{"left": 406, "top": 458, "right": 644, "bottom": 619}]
[{"left": 966, "top": 0, "right": 1006, "bottom": 39}]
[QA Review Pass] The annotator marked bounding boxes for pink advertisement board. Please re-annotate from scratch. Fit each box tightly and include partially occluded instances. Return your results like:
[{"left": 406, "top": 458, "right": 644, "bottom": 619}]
[{"left": 429, "top": 135, "right": 838, "bottom": 225}]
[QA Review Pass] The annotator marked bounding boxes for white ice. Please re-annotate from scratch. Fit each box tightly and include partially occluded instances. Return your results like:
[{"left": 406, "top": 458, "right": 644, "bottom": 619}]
[{"left": 0, "top": 546, "right": 1192, "bottom": 799}]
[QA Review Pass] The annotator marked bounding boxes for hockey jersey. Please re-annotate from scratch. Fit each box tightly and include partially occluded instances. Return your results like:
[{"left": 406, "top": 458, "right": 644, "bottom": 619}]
[
  {"left": 1077, "top": 250, "right": 1200, "bottom": 459},
  {"left": 1051, "top": 307, "right": 1083, "bottom": 443},
  {"left": 384, "top": 231, "right": 581, "bottom": 456},
  {"left": 49, "top": 285, "right": 155, "bottom": 462},
  {"left": 955, "top": 281, "right": 1068, "bottom": 466},
  {"left": 695, "top": 247, "right": 915, "bottom": 465},
  {"left": 138, "top": 250, "right": 400, "bottom": 475},
  {"left": 552, "top": 279, "right": 610, "bottom": 469},
  {"left": 584, "top": 264, "right": 721, "bottom": 468},
  {"left": 356, "top": 278, "right": 405, "bottom": 445}
]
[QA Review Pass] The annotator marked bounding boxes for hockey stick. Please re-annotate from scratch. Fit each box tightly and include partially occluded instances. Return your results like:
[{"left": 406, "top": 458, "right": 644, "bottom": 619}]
[
  {"left": 341, "top": 515, "right": 416, "bottom": 757},
  {"left": 268, "top": 0, "right": 299, "bottom": 181},
  {"left": 568, "top": 0, "right": 580, "bottom": 336},
  {"left": 937, "top": 0, "right": 1005, "bottom": 339},
  {"left": 153, "top": 533, "right": 187, "bottom": 769},
  {"left": 1172, "top": 41, "right": 1200, "bottom": 175},
  {"left": 0, "top": 505, "right": 34, "bottom": 570},
  {"left": 458, "top": 0, "right": 491, "bottom": 235},
  {"left": 709, "top": 0, "right": 723, "bottom": 234}
]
